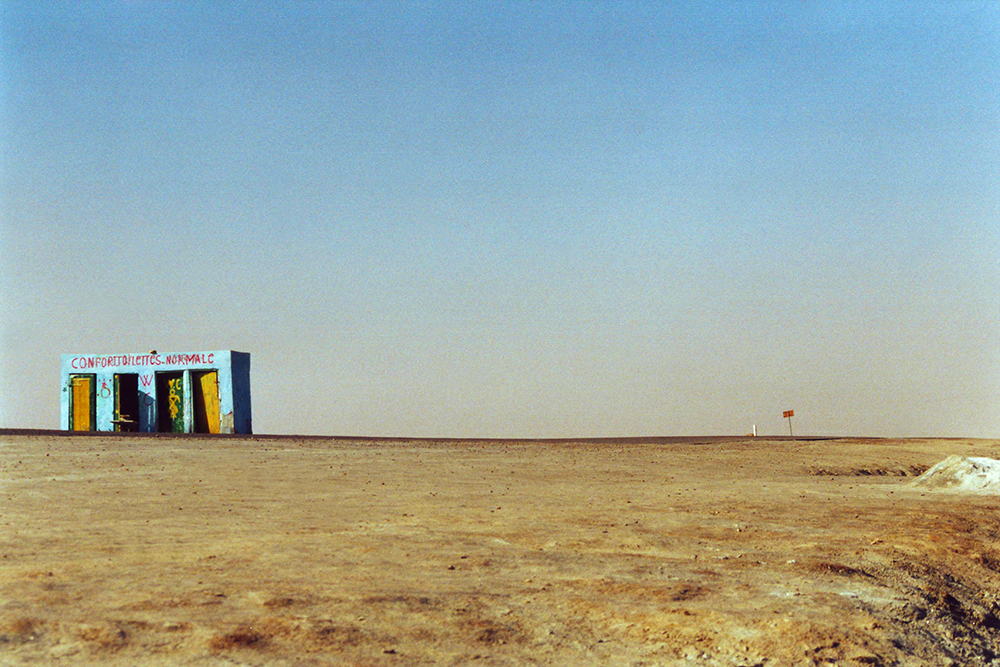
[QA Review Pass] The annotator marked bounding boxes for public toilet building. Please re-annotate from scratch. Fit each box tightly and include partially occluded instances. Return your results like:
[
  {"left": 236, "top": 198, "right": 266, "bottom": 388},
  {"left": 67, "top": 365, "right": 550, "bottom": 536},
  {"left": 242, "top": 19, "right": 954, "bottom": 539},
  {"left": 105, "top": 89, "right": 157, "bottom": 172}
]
[{"left": 60, "top": 350, "right": 252, "bottom": 434}]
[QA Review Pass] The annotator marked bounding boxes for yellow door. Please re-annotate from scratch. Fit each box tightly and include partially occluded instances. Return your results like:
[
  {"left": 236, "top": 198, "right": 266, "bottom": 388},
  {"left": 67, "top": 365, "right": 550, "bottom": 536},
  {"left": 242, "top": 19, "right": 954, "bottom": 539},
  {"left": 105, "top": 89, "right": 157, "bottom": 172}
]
[
  {"left": 192, "top": 371, "right": 220, "bottom": 434},
  {"left": 71, "top": 375, "right": 94, "bottom": 431}
]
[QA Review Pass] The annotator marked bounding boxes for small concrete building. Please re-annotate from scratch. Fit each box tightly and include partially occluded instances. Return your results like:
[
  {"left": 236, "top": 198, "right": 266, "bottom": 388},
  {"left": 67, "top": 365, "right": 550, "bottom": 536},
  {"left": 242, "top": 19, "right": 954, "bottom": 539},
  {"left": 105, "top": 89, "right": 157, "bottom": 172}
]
[{"left": 60, "top": 350, "right": 251, "bottom": 434}]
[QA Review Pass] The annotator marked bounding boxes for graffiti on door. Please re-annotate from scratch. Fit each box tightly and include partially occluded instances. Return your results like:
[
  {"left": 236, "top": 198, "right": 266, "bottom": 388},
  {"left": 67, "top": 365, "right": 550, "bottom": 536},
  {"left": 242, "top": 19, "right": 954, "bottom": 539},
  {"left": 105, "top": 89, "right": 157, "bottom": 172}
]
[{"left": 167, "top": 377, "right": 183, "bottom": 420}]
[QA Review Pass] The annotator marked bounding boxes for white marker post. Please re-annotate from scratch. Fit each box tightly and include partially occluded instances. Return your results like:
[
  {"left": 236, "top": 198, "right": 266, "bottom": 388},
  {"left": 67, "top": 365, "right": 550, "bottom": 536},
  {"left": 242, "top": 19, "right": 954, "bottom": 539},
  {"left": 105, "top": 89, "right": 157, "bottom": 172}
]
[{"left": 783, "top": 409, "right": 794, "bottom": 437}]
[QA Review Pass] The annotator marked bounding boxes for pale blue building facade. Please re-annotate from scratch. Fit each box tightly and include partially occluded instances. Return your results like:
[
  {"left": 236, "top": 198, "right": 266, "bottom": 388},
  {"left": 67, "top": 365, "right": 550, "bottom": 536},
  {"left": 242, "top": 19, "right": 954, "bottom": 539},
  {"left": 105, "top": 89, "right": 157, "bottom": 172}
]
[{"left": 60, "top": 350, "right": 252, "bottom": 434}]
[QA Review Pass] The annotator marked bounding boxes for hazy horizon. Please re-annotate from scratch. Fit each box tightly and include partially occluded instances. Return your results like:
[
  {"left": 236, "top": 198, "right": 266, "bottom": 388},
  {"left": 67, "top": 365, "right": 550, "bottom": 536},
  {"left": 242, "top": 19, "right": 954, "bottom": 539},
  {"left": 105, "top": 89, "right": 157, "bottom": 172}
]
[{"left": 2, "top": 2, "right": 998, "bottom": 438}]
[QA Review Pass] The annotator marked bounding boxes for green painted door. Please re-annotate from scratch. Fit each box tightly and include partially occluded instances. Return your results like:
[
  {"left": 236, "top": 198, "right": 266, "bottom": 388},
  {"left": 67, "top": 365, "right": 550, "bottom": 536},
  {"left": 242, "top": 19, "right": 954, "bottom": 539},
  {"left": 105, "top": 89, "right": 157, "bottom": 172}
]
[{"left": 157, "top": 373, "right": 186, "bottom": 433}]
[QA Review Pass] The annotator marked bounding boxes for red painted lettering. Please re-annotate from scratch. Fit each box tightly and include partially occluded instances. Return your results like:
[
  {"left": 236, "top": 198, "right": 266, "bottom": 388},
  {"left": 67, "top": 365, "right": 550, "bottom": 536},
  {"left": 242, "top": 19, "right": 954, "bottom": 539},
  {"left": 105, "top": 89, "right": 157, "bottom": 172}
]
[{"left": 68, "top": 351, "right": 225, "bottom": 371}]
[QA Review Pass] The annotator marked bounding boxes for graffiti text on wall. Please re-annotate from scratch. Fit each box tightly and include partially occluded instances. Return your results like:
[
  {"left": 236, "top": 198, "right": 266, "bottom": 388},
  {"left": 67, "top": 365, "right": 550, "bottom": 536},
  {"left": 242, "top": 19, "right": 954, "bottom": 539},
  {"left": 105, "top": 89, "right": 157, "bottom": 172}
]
[{"left": 69, "top": 353, "right": 216, "bottom": 370}]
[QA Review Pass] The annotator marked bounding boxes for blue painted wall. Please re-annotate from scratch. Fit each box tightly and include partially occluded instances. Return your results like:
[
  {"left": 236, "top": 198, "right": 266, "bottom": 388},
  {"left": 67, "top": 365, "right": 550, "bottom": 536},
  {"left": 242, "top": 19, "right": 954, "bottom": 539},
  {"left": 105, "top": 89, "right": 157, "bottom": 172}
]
[{"left": 59, "top": 350, "right": 252, "bottom": 434}]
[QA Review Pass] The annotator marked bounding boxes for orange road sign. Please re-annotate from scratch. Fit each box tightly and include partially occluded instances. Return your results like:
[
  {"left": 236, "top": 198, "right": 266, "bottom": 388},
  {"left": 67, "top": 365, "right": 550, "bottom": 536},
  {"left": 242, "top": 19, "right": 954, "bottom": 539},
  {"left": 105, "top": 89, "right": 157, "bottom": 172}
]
[{"left": 783, "top": 410, "right": 794, "bottom": 418}]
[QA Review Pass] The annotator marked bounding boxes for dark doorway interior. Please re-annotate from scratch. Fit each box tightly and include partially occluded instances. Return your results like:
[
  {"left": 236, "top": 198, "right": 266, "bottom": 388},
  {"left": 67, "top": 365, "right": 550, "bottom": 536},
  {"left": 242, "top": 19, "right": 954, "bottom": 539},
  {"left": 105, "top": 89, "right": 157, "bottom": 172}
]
[{"left": 114, "top": 374, "right": 139, "bottom": 432}]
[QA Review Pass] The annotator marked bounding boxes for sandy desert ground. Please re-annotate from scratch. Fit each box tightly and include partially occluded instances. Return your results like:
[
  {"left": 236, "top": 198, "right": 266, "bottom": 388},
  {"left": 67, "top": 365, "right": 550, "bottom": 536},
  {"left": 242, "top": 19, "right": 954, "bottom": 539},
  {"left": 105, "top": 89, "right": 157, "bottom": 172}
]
[{"left": 1, "top": 431, "right": 999, "bottom": 666}]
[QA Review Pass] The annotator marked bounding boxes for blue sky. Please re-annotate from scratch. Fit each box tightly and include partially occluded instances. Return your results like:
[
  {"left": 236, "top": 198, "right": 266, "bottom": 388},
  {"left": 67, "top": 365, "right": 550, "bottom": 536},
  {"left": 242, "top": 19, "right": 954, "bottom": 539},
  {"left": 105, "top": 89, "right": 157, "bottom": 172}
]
[{"left": 2, "top": 1, "right": 998, "bottom": 437}]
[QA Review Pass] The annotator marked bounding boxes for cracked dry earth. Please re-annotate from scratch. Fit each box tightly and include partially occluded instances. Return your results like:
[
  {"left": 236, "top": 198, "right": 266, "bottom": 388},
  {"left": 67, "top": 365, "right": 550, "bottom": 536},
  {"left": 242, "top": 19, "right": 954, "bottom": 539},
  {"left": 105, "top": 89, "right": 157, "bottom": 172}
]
[{"left": 1, "top": 433, "right": 1000, "bottom": 666}]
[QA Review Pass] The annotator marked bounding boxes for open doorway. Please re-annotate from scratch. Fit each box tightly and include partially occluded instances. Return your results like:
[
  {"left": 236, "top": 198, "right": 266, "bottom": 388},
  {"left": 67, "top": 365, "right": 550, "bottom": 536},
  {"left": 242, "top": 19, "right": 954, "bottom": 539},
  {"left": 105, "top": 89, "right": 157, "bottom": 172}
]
[
  {"left": 192, "top": 370, "right": 220, "bottom": 434},
  {"left": 114, "top": 374, "right": 139, "bottom": 432}
]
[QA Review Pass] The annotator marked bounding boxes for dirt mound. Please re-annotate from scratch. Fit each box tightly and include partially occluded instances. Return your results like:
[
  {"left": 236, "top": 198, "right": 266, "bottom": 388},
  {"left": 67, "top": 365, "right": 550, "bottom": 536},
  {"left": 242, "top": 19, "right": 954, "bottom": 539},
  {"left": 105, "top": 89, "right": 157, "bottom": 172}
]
[{"left": 912, "top": 455, "right": 1000, "bottom": 494}]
